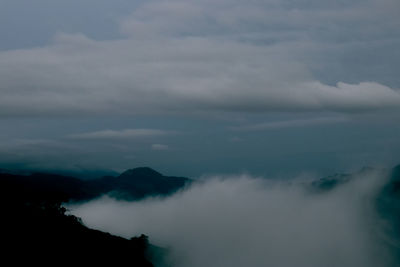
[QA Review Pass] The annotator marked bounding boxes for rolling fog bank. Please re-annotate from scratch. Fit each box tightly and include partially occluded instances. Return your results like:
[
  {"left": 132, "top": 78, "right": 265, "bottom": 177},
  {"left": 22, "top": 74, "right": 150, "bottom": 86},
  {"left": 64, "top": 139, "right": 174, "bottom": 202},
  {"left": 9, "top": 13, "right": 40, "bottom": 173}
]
[{"left": 68, "top": 169, "right": 399, "bottom": 267}]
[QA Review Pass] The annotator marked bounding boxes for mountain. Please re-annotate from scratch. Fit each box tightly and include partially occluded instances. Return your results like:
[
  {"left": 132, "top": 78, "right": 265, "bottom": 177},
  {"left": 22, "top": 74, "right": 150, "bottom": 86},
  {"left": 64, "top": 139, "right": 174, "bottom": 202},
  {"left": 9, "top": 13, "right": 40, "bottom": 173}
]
[
  {"left": 112, "top": 167, "right": 190, "bottom": 199},
  {"left": 81, "top": 167, "right": 191, "bottom": 200}
]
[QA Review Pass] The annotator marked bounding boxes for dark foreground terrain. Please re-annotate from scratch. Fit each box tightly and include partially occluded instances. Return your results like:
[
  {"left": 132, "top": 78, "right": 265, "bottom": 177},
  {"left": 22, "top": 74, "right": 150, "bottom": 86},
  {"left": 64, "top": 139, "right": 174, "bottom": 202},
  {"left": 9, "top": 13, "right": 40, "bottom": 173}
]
[{"left": 0, "top": 167, "right": 190, "bottom": 266}]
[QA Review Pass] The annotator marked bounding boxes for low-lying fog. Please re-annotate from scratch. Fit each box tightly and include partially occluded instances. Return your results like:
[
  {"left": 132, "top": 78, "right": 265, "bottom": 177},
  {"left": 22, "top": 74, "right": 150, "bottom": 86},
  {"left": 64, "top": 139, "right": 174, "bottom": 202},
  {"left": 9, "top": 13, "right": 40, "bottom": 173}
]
[{"left": 67, "top": 171, "right": 397, "bottom": 267}]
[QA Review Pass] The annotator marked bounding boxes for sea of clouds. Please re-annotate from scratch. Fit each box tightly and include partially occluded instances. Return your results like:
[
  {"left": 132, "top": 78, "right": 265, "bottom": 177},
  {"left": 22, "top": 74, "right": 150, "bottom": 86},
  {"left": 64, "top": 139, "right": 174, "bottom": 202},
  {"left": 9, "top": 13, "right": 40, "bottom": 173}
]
[{"left": 68, "top": 171, "right": 396, "bottom": 267}]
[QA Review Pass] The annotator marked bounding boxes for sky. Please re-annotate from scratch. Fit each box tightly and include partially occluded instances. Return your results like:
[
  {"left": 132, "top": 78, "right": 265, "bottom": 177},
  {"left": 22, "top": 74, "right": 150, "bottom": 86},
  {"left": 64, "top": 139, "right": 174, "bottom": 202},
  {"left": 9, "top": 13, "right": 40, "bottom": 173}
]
[{"left": 0, "top": 0, "right": 400, "bottom": 177}]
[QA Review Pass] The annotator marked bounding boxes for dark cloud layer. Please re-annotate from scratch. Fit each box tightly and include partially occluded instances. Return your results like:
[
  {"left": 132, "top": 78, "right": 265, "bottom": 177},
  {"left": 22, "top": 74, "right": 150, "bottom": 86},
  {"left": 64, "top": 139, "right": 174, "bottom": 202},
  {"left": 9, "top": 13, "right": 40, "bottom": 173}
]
[{"left": 0, "top": 0, "right": 399, "bottom": 117}]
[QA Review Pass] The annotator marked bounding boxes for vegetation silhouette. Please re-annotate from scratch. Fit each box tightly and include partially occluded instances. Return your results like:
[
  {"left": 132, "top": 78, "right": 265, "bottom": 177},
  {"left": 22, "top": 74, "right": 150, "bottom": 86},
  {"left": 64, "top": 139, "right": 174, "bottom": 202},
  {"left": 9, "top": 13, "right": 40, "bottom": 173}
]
[{"left": 0, "top": 167, "right": 190, "bottom": 266}]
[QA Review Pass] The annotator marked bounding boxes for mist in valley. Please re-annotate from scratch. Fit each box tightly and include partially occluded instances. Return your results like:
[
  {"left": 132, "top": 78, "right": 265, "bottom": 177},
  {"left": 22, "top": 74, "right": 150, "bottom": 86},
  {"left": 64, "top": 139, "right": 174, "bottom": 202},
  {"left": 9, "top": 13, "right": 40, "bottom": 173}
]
[{"left": 69, "top": 169, "right": 398, "bottom": 267}]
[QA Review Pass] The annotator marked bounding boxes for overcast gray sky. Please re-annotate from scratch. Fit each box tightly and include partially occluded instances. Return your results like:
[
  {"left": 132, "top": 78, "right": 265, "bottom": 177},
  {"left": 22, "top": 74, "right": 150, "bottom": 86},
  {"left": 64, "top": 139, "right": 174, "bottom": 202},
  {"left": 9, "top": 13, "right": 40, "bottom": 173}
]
[{"left": 0, "top": 0, "right": 399, "bottom": 177}]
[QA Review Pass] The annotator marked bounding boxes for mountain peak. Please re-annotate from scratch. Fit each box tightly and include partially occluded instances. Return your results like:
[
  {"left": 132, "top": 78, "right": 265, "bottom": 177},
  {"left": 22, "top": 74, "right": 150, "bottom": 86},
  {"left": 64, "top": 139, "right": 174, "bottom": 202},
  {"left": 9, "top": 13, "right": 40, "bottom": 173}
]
[{"left": 119, "top": 167, "right": 163, "bottom": 179}]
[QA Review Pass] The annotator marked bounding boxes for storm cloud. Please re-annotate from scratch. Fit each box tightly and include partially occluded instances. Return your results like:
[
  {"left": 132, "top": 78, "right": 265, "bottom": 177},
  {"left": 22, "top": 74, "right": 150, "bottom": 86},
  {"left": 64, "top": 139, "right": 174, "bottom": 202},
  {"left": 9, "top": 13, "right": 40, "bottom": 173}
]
[{"left": 0, "top": 0, "right": 399, "bottom": 117}]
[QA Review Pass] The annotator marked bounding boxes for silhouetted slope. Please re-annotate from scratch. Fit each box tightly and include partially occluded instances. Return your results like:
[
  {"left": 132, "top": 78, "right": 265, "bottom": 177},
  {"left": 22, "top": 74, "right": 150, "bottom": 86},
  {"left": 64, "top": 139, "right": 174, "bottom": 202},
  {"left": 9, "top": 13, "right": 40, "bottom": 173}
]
[
  {"left": 0, "top": 167, "right": 190, "bottom": 266},
  {"left": 0, "top": 172, "right": 153, "bottom": 266},
  {"left": 2, "top": 200, "right": 152, "bottom": 264}
]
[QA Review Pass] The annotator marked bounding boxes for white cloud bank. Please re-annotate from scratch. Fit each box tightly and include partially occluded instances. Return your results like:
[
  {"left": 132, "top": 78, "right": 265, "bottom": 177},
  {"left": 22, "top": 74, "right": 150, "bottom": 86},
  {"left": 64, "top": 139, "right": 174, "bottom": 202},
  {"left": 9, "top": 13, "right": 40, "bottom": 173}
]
[
  {"left": 0, "top": 0, "right": 399, "bottom": 117},
  {"left": 69, "top": 171, "right": 396, "bottom": 267}
]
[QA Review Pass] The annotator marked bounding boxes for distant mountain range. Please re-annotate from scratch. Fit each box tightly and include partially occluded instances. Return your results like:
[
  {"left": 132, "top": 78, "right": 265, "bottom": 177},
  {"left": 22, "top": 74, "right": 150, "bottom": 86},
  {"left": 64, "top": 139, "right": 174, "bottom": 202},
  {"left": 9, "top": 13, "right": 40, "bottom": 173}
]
[{"left": 0, "top": 166, "right": 191, "bottom": 203}]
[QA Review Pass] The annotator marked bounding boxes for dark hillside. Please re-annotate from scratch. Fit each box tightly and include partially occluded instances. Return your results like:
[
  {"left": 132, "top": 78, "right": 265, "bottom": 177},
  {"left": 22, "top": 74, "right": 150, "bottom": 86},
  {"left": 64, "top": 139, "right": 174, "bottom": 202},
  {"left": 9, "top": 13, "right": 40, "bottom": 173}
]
[{"left": 0, "top": 167, "right": 189, "bottom": 266}]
